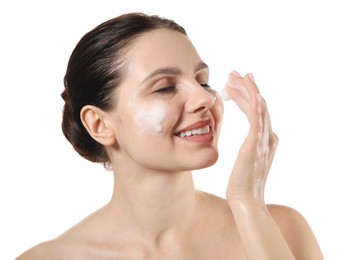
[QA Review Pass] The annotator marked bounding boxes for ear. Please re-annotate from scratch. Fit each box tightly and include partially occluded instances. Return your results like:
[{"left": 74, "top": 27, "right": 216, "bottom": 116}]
[{"left": 80, "top": 105, "right": 116, "bottom": 146}]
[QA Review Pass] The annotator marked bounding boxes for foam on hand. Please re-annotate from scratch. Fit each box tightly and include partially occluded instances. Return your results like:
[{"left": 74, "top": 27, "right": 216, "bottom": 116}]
[{"left": 221, "top": 86, "right": 230, "bottom": 101}]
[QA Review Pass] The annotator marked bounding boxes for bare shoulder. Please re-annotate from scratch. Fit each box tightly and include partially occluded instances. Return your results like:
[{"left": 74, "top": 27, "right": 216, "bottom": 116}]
[
  {"left": 16, "top": 207, "right": 110, "bottom": 260},
  {"left": 267, "top": 204, "right": 315, "bottom": 234},
  {"left": 15, "top": 239, "right": 71, "bottom": 260},
  {"left": 15, "top": 231, "right": 106, "bottom": 260},
  {"left": 268, "top": 204, "right": 324, "bottom": 259}
]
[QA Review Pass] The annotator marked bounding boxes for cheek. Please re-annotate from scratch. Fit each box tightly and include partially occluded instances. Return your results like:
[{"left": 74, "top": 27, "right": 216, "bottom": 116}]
[{"left": 133, "top": 101, "right": 169, "bottom": 134}]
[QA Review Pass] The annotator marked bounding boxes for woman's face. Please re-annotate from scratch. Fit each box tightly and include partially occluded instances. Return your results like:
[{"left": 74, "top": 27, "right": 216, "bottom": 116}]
[{"left": 107, "top": 29, "right": 224, "bottom": 173}]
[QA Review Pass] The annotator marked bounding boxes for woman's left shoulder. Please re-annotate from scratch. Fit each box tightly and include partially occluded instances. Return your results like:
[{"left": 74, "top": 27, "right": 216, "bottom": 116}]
[
  {"left": 267, "top": 204, "right": 315, "bottom": 238},
  {"left": 267, "top": 204, "right": 323, "bottom": 259},
  {"left": 267, "top": 204, "right": 305, "bottom": 219},
  {"left": 267, "top": 204, "right": 313, "bottom": 228}
]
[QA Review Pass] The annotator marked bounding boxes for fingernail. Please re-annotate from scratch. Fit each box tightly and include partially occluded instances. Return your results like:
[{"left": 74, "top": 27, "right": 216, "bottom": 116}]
[
  {"left": 231, "top": 70, "right": 241, "bottom": 77},
  {"left": 248, "top": 73, "right": 255, "bottom": 83}
]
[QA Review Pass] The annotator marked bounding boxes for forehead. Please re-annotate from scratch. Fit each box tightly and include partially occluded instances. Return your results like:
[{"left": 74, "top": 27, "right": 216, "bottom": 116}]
[{"left": 126, "top": 29, "right": 202, "bottom": 77}]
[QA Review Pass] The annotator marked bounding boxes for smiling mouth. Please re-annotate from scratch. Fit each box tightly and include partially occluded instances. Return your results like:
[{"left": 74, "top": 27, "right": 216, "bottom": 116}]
[{"left": 176, "top": 125, "right": 211, "bottom": 138}]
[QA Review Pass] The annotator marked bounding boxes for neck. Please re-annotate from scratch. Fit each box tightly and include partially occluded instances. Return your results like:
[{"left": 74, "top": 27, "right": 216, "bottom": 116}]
[{"left": 108, "top": 169, "right": 198, "bottom": 241}]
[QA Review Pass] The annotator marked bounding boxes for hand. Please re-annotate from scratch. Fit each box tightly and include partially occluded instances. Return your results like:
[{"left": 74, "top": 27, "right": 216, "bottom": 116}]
[{"left": 223, "top": 71, "right": 279, "bottom": 204}]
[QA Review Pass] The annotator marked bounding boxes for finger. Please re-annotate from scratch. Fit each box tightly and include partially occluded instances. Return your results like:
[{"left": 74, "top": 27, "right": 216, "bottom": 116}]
[
  {"left": 255, "top": 93, "right": 276, "bottom": 145},
  {"left": 228, "top": 72, "right": 250, "bottom": 101},
  {"left": 253, "top": 95, "right": 279, "bottom": 171},
  {"left": 223, "top": 84, "right": 250, "bottom": 118},
  {"left": 248, "top": 93, "right": 263, "bottom": 135},
  {"left": 231, "top": 72, "right": 263, "bottom": 108},
  {"left": 244, "top": 73, "right": 260, "bottom": 99},
  {"left": 244, "top": 73, "right": 276, "bottom": 142},
  {"left": 228, "top": 71, "right": 279, "bottom": 159}
]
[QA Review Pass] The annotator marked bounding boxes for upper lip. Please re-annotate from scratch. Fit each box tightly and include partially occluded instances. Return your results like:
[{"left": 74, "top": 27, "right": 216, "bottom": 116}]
[{"left": 175, "top": 118, "right": 213, "bottom": 135}]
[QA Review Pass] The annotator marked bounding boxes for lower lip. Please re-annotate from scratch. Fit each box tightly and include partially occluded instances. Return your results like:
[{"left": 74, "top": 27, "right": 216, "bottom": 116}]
[{"left": 176, "top": 129, "right": 214, "bottom": 143}]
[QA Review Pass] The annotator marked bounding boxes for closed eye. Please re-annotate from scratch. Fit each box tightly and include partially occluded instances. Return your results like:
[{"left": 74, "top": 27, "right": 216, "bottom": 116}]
[
  {"left": 156, "top": 84, "right": 211, "bottom": 94},
  {"left": 200, "top": 83, "right": 216, "bottom": 94},
  {"left": 156, "top": 86, "right": 176, "bottom": 94},
  {"left": 200, "top": 83, "right": 211, "bottom": 89}
]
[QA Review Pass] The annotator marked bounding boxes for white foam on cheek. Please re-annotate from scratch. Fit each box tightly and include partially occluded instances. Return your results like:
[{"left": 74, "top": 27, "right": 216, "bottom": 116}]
[{"left": 134, "top": 101, "right": 168, "bottom": 134}]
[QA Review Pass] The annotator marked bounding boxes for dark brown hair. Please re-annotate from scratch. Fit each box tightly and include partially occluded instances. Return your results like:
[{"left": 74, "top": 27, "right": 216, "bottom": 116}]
[{"left": 61, "top": 12, "right": 186, "bottom": 166}]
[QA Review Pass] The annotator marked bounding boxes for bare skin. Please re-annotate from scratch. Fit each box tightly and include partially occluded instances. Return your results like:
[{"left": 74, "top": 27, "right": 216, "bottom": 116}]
[
  {"left": 16, "top": 193, "right": 321, "bottom": 259},
  {"left": 17, "top": 29, "right": 323, "bottom": 259}
]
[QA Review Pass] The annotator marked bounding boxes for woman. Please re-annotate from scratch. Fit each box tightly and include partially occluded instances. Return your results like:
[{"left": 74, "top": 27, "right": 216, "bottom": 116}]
[{"left": 17, "top": 12, "right": 323, "bottom": 259}]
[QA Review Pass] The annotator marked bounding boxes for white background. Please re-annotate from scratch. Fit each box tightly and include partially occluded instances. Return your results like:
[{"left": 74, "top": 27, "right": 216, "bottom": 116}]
[{"left": 1, "top": 1, "right": 339, "bottom": 259}]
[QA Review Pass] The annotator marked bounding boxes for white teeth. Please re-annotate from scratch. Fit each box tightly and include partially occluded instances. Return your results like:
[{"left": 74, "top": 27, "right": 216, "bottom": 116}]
[
  {"left": 197, "top": 128, "right": 204, "bottom": 134},
  {"left": 178, "top": 125, "right": 210, "bottom": 137}
]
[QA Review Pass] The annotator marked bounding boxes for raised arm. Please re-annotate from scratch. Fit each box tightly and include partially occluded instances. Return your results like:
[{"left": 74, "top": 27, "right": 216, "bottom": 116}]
[{"left": 223, "top": 70, "right": 323, "bottom": 259}]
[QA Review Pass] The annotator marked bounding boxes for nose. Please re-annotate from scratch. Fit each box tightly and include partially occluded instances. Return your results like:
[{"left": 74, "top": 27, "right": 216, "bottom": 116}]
[{"left": 185, "top": 83, "right": 216, "bottom": 113}]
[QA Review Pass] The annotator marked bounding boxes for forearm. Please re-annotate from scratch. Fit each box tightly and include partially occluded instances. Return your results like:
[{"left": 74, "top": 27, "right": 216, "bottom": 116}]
[{"left": 229, "top": 200, "right": 295, "bottom": 260}]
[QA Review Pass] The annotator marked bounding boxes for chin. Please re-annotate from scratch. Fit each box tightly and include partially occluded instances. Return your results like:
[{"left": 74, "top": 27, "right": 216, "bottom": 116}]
[{"left": 191, "top": 150, "right": 219, "bottom": 170}]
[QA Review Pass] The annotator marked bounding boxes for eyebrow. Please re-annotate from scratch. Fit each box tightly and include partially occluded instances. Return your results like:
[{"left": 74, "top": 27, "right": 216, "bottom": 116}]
[
  {"left": 141, "top": 61, "right": 208, "bottom": 84},
  {"left": 194, "top": 62, "right": 208, "bottom": 73}
]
